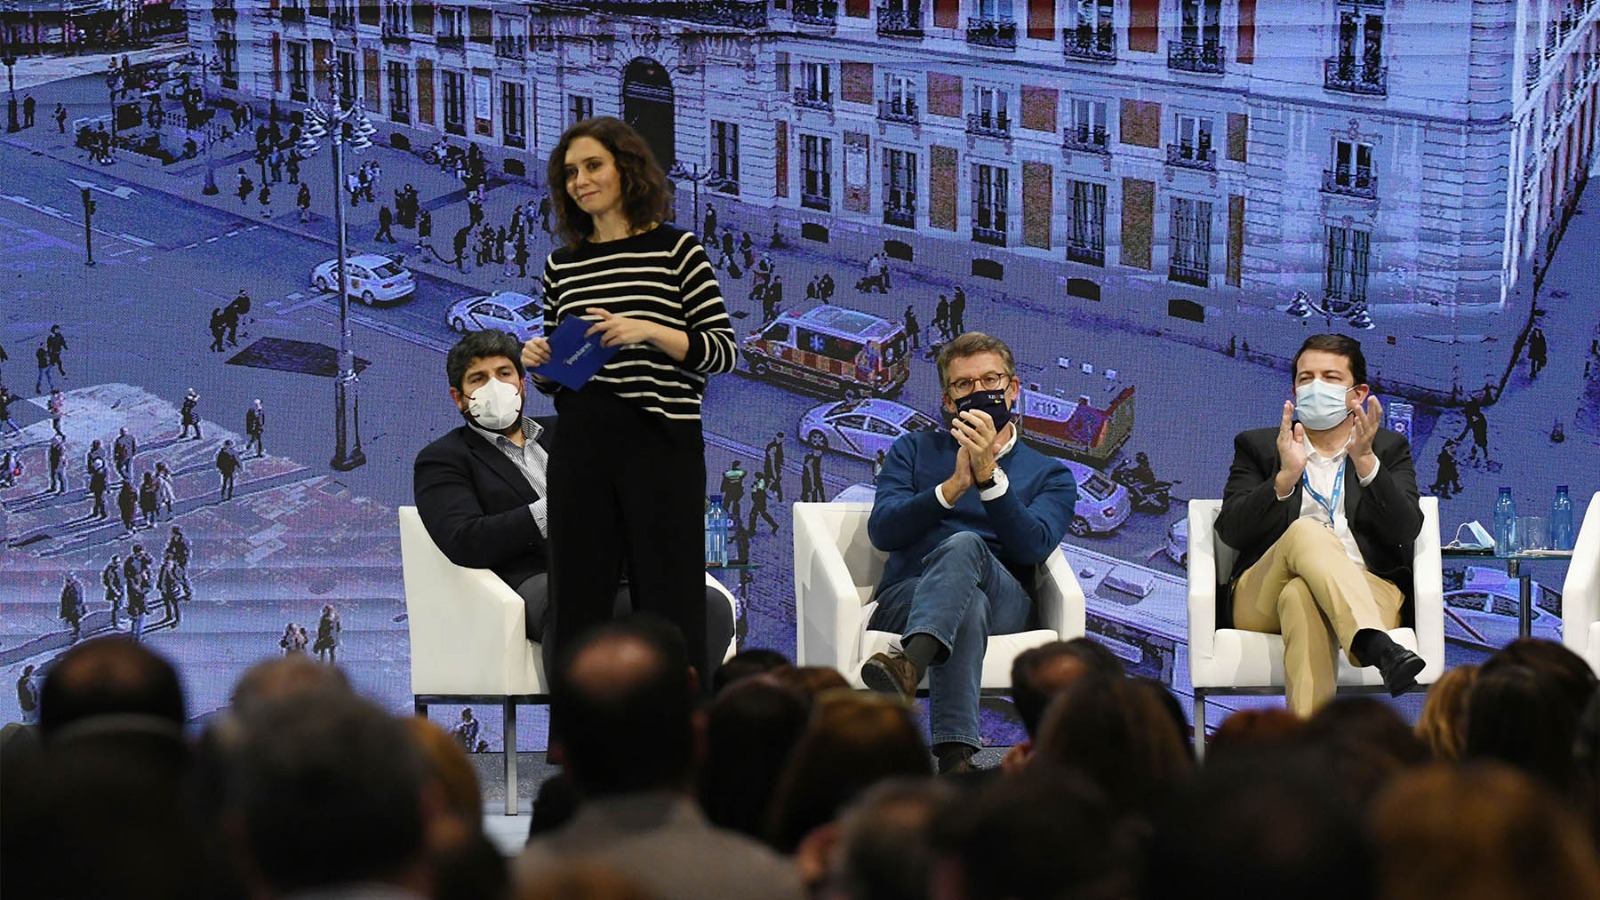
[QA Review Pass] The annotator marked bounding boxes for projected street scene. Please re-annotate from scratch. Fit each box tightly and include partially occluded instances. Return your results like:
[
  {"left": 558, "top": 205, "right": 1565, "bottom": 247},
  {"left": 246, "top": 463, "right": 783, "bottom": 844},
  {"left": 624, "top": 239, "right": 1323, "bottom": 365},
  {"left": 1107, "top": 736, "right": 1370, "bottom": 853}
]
[{"left": 3, "top": 1, "right": 1598, "bottom": 746}]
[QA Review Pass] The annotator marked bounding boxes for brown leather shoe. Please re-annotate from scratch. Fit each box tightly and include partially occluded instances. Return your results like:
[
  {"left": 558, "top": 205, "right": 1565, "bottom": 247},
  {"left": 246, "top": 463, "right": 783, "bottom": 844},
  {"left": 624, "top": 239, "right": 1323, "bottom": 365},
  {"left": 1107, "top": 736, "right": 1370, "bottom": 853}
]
[{"left": 861, "top": 649, "right": 918, "bottom": 699}]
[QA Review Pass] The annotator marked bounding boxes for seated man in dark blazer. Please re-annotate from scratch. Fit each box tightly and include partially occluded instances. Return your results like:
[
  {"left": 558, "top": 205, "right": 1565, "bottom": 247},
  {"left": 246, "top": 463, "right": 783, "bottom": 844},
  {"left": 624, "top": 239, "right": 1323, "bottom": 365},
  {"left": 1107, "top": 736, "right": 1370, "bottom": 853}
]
[
  {"left": 413, "top": 329, "right": 732, "bottom": 674},
  {"left": 1214, "top": 334, "right": 1426, "bottom": 718}
]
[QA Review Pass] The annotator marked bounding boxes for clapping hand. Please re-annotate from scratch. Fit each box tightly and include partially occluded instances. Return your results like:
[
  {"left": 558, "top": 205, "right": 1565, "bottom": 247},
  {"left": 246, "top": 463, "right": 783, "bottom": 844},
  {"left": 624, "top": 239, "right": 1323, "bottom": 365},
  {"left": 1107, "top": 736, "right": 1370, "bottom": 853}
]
[
  {"left": 1274, "top": 400, "right": 1308, "bottom": 497},
  {"left": 1348, "top": 391, "right": 1383, "bottom": 472}
]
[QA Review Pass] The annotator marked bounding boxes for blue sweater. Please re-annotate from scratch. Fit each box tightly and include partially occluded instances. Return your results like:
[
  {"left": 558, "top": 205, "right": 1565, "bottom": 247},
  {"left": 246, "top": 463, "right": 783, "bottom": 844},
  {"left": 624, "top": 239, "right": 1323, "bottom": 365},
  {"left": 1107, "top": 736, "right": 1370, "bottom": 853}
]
[{"left": 868, "top": 430, "right": 1079, "bottom": 598}]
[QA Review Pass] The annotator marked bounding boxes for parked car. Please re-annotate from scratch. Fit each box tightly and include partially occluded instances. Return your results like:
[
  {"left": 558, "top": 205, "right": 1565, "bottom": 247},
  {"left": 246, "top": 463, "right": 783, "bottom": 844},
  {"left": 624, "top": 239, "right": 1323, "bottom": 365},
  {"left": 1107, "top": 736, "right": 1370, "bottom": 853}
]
[
  {"left": 447, "top": 291, "right": 542, "bottom": 341},
  {"left": 1164, "top": 516, "right": 1188, "bottom": 567},
  {"left": 1444, "top": 565, "right": 1562, "bottom": 650},
  {"left": 1057, "top": 459, "right": 1132, "bottom": 537},
  {"left": 310, "top": 254, "right": 415, "bottom": 304},
  {"left": 798, "top": 399, "right": 938, "bottom": 460}
]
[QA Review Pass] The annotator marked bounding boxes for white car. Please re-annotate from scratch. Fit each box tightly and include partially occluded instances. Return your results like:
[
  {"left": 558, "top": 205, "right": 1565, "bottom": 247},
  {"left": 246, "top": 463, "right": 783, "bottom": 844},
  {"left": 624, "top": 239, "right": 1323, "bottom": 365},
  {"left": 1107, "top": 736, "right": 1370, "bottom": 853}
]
[
  {"left": 798, "top": 399, "right": 939, "bottom": 461},
  {"left": 1164, "top": 516, "right": 1189, "bottom": 566},
  {"left": 1057, "top": 458, "right": 1132, "bottom": 537},
  {"left": 447, "top": 291, "right": 542, "bottom": 342},
  {"left": 310, "top": 254, "right": 415, "bottom": 304}
]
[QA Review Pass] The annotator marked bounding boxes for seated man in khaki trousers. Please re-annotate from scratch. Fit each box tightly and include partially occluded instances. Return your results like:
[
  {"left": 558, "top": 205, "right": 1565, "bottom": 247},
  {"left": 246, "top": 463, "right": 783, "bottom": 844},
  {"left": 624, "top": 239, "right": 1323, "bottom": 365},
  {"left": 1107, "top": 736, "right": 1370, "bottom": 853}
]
[{"left": 1215, "top": 334, "right": 1426, "bottom": 717}]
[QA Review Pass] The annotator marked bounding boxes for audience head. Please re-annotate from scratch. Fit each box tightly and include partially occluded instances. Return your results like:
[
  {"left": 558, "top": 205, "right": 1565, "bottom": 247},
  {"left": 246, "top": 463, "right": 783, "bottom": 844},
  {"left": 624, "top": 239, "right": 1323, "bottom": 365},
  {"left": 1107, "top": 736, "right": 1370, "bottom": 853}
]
[
  {"left": 931, "top": 769, "right": 1135, "bottom": 900},
  {"left": 401, "top": 717, "right": 510, "bottom": 900},
  {"left": 1300, "top": 697, "right": 1429, "bottom": 810},
  {"left": 766, "top": 691, "right": 932, "bottom": 853},
  {"left": 826, "top": 778, "right": 957, "bottom": 900},
  {"left": 769, "top": 664, "right": 851, "bottom": 705},
  {"left": 1010, "top": 638, "right": 1125, "bottom": 739},
  {"left": 231, "top": 692, "right": 431, "bottom": 895},
  {"left": 1146, "top": 756, "right": 1373, "bottom": 900},
  {"left": 1414, "top": 663, "right": 1478, "bottom": 762},
  {"left": 38, "top": 636, "right": 185, "bottom": 743},
  {"left": 229, "top": 654, "right": 352, "bottom": 717},
  {"left": 700, "top": 676, "right": 810, "bottom": 838},
  {"left": 1369, "top": 763, "right": 1600, "bottom": 900},
  {"left": 1031, "top": 674, "right": 1192, "bottom": 819},
  {"left": 1481, "top": 638, "right": 1598, "bottom": 713},
  {"left": 550, "top": 615, "right": 697, "bottom": 797},
  {"left": 1464, "top": 661, "right": 1587, "bottom": 795},
  {"left": 713, "top": 647, "right": 790, "bottom": 695},
  {"left": 1208, "top": 708, "right": 1304, "bottom": 761}
]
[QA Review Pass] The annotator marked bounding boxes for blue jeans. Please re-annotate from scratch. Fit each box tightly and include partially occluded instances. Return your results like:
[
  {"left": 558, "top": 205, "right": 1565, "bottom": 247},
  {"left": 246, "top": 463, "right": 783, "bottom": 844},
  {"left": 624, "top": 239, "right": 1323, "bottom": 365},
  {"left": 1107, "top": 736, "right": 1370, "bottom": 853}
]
[{"left": 867, "top": 531, "right": 1033, "bottom": 749}]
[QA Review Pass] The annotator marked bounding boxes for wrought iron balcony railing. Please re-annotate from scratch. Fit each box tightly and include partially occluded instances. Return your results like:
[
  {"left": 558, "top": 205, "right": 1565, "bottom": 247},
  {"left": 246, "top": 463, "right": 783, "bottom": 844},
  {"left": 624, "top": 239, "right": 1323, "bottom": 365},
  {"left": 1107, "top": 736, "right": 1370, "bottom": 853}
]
[
  {"left": 793, "top": 87, "right": 833, "bottom": 111},
  {"left": 884, "top": 204, "right": 916, "bottom": 228},
  {"left": 1062, "top": 25, "right": 1116, "bottom": 62},
  {"left": 1321, "top": 168, "right": 1378, "bottom": 199},
  {"left": 801, "top": 190, "right": 831, "bottom": 211},
  {"left": 495, "top": 36, "right": 527, "bottom": 60},
  {"left": 1066, "top": 243, "right": 1104, "bottom": 266},
  {"left": 1062, "top": 124, "right": 1109, "bottom": 153},
  {"left": 966, "top": 16, "right": 1017, "bottom": 50},
  {"left": 1169, "top": 261, "right": 1208, "bottom": 287},
  {"left": 1168, "top": 38, "right": 1225, "bottom": 74},
  {"left": 1324, "top": 56, "right": 1387, "bottom": 96},
  {"left": 966, "top": 111, "right": 1010, "bottom": 137},
  {"left": 437, "top": 34, "right": 466, "bottom": 52},
  {"left": 877, "top": 5, "right": 923, "bottom": 37},
  {"left": 1166, "top": 142, "right": 1217, "bottom": 170},
  {"left": 793, "top": 0, "right": 839, "bottom": 26},
  {"left": 878, "top": 97, "right": 918, "bottom": 123},
  {"left": 973, "top": 224, "right": 1007, "bottom": 246}
]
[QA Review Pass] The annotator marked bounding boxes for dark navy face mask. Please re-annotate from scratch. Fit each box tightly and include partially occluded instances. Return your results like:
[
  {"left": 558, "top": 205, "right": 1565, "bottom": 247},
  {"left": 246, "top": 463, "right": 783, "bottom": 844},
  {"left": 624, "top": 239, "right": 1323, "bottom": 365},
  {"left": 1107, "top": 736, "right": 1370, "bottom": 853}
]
[{"left": 953, "top": 389, "right": 1012, "bottom": 433}]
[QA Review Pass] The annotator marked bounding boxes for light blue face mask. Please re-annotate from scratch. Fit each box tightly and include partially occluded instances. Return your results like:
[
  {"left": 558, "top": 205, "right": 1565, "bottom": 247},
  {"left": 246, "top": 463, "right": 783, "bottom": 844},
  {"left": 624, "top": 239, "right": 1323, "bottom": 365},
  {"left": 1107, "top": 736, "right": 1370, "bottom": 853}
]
[{"left": 1294, "top": 379, "right": 1354, "bottom": 431}]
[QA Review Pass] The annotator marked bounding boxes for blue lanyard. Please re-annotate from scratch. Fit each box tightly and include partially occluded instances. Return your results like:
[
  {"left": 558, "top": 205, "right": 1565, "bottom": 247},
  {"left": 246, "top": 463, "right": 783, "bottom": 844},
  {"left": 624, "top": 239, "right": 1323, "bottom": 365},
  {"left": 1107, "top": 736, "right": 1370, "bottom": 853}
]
[{"left": 1302, "top": 465, "right": 1344, "bottom": 528}]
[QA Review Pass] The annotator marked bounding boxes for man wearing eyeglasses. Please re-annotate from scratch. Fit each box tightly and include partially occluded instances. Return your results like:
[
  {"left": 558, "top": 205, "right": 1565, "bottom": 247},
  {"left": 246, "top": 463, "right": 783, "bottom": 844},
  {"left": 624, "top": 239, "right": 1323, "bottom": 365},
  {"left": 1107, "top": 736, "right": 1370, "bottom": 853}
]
[{"left": 862, "top": 332, "right": 1079, "bottom": 774}]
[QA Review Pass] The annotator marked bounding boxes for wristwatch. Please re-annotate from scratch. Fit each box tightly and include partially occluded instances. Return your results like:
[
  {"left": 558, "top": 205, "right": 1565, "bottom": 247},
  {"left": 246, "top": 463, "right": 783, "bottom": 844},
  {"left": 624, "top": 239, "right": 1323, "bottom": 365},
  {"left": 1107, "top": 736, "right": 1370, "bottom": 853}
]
[{"left": 976, "top": 472, "right": 998, "bottom": 490}]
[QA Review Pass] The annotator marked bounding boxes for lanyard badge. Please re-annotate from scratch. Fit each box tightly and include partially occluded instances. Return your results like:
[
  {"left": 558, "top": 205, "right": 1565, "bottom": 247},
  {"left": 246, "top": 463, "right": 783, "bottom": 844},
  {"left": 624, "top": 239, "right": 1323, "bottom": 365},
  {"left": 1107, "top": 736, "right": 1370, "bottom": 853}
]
[{"left": 1302, "top": 465, "right": 1345, "bottom": 528}]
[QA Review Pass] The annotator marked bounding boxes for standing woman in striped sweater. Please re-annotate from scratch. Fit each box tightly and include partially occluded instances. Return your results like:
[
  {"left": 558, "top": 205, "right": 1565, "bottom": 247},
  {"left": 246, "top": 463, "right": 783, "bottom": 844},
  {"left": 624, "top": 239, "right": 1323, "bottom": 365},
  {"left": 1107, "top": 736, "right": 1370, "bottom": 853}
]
[{"left": 522, "top": 117, "right": 738, "bottom": 683}]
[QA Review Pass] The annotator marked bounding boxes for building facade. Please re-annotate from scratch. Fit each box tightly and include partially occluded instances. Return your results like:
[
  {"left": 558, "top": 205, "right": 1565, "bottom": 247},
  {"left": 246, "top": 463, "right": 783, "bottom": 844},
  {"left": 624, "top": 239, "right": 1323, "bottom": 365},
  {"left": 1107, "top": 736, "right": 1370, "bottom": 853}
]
[{"left": 193, "top": 0, "right": 1599, "bottom": 397}]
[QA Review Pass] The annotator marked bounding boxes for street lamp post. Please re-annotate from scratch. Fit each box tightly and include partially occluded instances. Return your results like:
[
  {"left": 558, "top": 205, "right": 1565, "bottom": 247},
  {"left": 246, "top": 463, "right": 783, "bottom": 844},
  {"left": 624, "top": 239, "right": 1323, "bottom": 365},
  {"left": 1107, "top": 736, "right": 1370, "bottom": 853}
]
[
  {"left": 298, "top": 61, "right": 374, "bottom": 472},
  {"left": 182, "top": 51, "right": 220, "bottom": 194},
  {"left": 3, "top": 53, "right": 18, "bottom": 134},
  {"left": 669, "top": 161, "right": 728, "bottom": 236}
]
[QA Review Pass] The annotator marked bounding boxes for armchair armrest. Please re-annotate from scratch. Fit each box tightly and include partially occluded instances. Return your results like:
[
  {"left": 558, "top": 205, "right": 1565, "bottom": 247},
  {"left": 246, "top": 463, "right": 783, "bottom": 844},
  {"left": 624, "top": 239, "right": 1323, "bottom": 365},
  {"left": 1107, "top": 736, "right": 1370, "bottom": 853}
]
[
  {"left": 1412, "top": 497, "right": 1445, "bottom": 679},
  {"left": 1562, "top": 492, "right": 1600, "bottom": 660},
  {"left": 399, "top": 507, "right": 534, "bottom": 697},
  {"left": 793, "top": 502, "right": 868, "bottom": 670},
  {"left": 1034, "top": 546, "right": 1086, "bottom": 639},
  {"left": 1186, "top": 500, "right": 1222, "bottom": 664}
]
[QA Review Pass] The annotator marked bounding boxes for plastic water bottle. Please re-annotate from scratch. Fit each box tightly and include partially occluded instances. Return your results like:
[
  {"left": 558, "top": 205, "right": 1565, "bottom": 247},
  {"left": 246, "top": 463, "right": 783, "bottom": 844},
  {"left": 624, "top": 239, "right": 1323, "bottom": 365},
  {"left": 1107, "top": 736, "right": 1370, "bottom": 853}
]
[
  {"left": 1551, "top": 484, "right": 1575, "bottom": 551},
  {"left": 705, "top": 493, "right": 729, "bottom": 567},
  {"left": 1493, "top": 487, "right": 1518, "bottom": 555}
]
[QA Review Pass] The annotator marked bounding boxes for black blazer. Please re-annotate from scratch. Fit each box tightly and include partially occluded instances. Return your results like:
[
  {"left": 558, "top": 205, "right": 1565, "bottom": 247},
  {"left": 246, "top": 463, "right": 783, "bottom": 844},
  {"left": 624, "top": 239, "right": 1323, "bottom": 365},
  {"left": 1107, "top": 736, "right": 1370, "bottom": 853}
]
[
  {"left": 413, "top": 415, "right": 557, "bottom": 590},
  {"left": 1213, "top": 427, "right": 1423, "bottom": 629}
]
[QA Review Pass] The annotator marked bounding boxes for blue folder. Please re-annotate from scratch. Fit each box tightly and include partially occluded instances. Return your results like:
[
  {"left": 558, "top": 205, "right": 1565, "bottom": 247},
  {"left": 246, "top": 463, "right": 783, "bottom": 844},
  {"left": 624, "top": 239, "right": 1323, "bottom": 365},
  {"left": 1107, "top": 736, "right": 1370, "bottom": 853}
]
[{"left": 532, "top": 315, "right": 622, "bottom": 390}]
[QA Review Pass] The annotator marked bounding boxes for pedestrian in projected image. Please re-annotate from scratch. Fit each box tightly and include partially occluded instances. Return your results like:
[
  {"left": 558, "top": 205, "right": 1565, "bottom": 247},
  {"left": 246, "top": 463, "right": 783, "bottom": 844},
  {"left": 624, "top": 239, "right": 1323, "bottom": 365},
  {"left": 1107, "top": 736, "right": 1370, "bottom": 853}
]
[
  {"left": 60, "top": 572, "right": 86, "bottom": 640},
  {"left": 314, "top": 603, "right": 341, "bottom": 664},
  {"left": 216, "top": 439, "right": 242, "bottom": 500},
  {"left": 102, "top": 553, "right": 124, "bottom": 628},
  {"left": 521, "top": 116, "right": 737, "bottom": 686}
]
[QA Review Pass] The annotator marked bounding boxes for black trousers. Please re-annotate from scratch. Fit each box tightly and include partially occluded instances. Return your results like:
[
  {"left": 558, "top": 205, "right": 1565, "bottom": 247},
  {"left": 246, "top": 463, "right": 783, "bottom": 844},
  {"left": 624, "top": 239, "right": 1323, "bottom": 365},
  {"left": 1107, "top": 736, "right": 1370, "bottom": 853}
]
[{"left": 545, "top": 388, "right": 710, "bottom": 683}]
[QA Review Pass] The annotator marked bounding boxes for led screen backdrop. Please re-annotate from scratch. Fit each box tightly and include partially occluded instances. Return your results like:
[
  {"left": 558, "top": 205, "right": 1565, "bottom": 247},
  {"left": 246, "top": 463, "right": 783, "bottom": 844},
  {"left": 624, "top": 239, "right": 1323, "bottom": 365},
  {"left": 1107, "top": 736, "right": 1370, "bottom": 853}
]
[{"left": 3, "top": 0, "right": 1598, "bottom": 747}]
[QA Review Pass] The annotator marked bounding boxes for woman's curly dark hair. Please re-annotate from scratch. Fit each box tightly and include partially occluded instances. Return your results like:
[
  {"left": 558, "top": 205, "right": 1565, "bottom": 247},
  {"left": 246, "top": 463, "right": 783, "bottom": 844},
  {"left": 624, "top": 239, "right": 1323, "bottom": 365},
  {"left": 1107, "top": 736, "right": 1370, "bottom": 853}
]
[{"left": 545, "top": 116, "right": 674, "bottom": 249}]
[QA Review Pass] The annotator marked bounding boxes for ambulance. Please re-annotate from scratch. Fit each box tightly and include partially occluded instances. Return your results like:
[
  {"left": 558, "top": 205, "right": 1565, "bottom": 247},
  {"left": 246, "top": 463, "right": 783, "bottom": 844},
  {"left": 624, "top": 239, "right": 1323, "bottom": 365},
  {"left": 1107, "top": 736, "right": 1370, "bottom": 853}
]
[{"left": 741, "top": 305, "right": 910, "bottom": 398}]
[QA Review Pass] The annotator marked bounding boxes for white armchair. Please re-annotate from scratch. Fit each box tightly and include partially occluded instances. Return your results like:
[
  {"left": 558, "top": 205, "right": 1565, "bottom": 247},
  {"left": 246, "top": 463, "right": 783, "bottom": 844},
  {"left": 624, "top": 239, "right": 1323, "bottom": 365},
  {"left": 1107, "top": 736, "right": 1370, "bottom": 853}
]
[
  {"left": 399, "top": 506, "right": 739, "bottom": 814},
  {"left": 1186, "top": 497, "right": 1445, "bottom": 751},
  {"left": 792, "top": 502, "right": 1086, "bottom": 691},
  {"left": 1560, "top": 491, "right": 1600, "bottom": 674}
]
